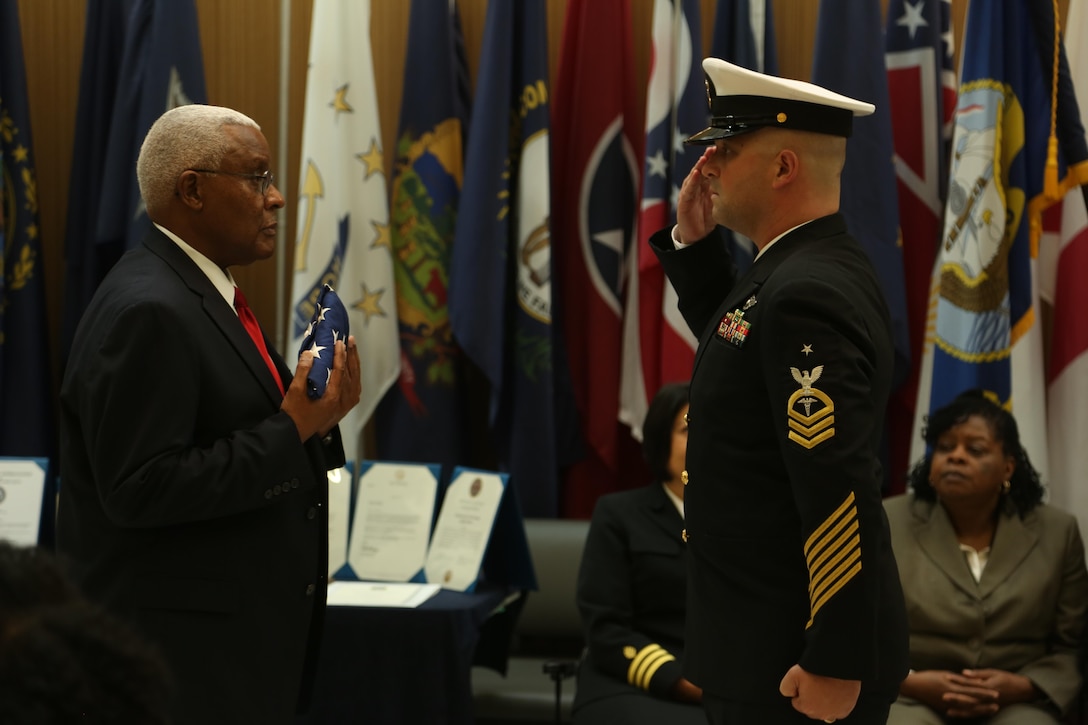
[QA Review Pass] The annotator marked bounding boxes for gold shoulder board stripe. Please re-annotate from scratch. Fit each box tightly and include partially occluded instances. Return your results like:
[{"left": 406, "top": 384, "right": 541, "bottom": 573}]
[
  {"left": 803, "top": 492, "right": 861, "bottom": 629},
  {"left": 626, "top": 643, "right": 676, "bottom": 690}
]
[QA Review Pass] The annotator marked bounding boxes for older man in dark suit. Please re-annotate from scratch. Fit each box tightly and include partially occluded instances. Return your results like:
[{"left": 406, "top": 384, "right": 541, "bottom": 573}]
[
  {"left": 650, "top": 59, "right": 910, "bottom": 724},
  {"left": 58, "top": 104, "right": 361, "bottom": 725}
]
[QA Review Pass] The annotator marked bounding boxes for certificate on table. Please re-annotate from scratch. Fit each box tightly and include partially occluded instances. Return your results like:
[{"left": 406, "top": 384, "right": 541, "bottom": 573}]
[
  {"left": 0, "top": 457, "right": 48, "bottom": 546},
  {"left": 346, "top": 461, "right": 440, "bottom": 582},
  {"left": 326, "top": 464, "right": 354, "bottom": 579},
  {"left": 325, "top": 581, "right": 441, "bottom": 608},
  {"left": 423, "top": 468, "right": 507, "bottom": 592}
]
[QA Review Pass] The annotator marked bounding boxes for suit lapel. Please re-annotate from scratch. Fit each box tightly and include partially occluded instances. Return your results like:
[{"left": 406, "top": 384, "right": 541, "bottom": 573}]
[
  {"left": 977, "top": 505, "right": 1038, "bottom": 599},
  {"left": 144, "top": 230, "right": 285, "bottom": 404},
  {"left": 912, "top": 501, "right": 980, "bottom": 598}
]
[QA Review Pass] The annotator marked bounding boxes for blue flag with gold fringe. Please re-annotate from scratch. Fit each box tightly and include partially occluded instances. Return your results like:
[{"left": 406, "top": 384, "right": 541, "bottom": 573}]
[
  {"left": 1, "top": 1, "right": 55, "bottom": 461},
  {"left": 375, "top": 0, "right": 471, "bottom": 471},
  {"left": 62, "top": 0, "right": 206, "bottom": 356},
  {"left": 449, "top": 0, "right": 573, "bottom": 517},
  {"left": 919, "top": 0, "right": 1088, "bottom": 472}
]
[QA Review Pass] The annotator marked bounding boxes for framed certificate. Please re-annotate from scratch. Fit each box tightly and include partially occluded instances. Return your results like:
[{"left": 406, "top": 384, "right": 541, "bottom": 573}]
[
  {"left": 423, "top": 467, "right": 507, "bottom": 592},
  {"left": 0, "top": 457, "right": 49, "bottom": 546},
  {"left": 345, "top": 461, "right": 441, "bottom": 582},
  {"left": 326, "top": 463, "right": 354, "bottom": 579}
]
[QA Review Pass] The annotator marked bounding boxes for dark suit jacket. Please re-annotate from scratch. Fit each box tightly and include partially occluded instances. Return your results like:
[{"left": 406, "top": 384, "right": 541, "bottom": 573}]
[
  {"left": 651, "top": 214, "right": 909, "bottom": 704},
  {"left": 885, "top": 494, "right": 1088, "bottom": 713},
  {"left": 573, "top": 483, "right": 688, "bottom": 714},
  {"left": 58, "top": 228, "right": 344, "bottom": 725}
]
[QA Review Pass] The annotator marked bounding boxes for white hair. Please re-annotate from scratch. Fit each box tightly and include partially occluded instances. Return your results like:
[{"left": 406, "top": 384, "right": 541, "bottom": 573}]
[{"left": 136, "top": 104, "right": 261, "bottom": 214}]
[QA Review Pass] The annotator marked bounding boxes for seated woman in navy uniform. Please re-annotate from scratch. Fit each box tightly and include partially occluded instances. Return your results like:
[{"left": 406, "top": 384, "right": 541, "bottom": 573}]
[
  {"left": 885, "top": 390, "right": 1088, "bottom": 724},
  {"left": 571, "top": 382, "right": 704, "bottom": 724}
]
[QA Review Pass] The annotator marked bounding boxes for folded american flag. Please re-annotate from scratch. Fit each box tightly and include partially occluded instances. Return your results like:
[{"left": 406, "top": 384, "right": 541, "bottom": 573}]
[{"left": 297, "top": 284, "right": 350, "bottom": 399}]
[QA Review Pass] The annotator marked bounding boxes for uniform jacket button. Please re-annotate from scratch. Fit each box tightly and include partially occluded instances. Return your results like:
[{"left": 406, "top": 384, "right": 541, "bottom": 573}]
[
  {"left": 273, "top": 484, "right": 282, "bottom": 495},
  {"left": 305, "top": 584, "right": 316, "bottom": 596},
  {"left": 306, "top": 507, "right": 317, "bottom": 520},
  {"left": 681, "top": 528, "right": 688, "bottom": 542},
  {"left": 264, "top": 489, "right": 273, "bottom": 499},
  {"left": 681, "top": 470, "right": 689, "bottom": 485},
  {"left": 291, "top": 478, "right": 300, "bottom": 489}
]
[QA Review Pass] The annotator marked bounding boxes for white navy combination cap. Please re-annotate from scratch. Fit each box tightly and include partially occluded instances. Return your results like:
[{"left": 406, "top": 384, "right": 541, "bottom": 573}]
[{"left": 685, "top": 58, "right": 875, "bottom": 144}]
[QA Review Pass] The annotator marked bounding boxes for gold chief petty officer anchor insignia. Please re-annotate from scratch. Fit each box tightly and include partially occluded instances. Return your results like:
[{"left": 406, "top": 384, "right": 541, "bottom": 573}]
[{"left": 787, "top": 357, "right": 836, "bottom": 450}]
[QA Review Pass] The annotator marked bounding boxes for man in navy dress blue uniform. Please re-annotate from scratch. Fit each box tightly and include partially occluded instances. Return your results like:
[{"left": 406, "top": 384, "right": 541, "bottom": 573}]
[{"left": 650, "top": 59, "right": 909, "bottom": 724}]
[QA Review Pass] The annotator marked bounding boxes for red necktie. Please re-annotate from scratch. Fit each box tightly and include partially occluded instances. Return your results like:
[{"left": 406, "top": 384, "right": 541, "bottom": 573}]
[{"left": 234, "top": 287, "right": 285, "bottom": 396}]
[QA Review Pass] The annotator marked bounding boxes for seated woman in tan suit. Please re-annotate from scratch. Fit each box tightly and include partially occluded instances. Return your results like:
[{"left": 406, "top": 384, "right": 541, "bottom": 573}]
[{"left": 885, "top": 390, "right": 1088, "bottom": 724}]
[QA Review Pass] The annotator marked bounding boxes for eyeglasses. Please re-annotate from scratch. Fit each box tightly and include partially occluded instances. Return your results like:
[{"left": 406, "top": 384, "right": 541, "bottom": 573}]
[{"left": 189, "top": 168, "right": 275, "bottom": 196}]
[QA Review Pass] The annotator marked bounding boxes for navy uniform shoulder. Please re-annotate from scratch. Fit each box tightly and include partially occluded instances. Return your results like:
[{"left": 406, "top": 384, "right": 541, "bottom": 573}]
[
  {"left": 770, "top": 238, "right": 887, "bottom": 319},
  {"left": 594, "top": 485, "right": 660, "bottom": 513},
  {"left": 779, "top": 238, "right": 870, "bottom": 279},
  {"left": 596, "top": 483, "right": 661, "bottom": 515}
]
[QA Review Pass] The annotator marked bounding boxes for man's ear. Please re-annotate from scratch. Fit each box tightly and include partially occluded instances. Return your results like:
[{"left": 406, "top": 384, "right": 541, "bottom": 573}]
[
  {"left": 771, "top": 149, "right": 799, "bottom": 189},
  {"left": 176, "top": 170, "right": 204, "bottom": 210}
]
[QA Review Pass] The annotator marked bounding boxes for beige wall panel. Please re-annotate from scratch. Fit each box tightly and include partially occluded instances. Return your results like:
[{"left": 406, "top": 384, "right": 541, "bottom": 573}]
[{"left": 15, "top": 0, "right": 83, "bottom": 384}]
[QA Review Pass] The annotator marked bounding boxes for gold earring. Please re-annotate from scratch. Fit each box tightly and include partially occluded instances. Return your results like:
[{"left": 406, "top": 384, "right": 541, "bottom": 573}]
[{"left": 1002, "top": 480, "right": 1011, "bottom": 494}]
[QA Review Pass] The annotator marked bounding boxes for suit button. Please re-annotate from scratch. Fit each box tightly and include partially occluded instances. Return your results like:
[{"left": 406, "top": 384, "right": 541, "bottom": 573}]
[
  {"left": 305, "top": 584, "right": 316, "bottom": 596},
  {"left": 306, "top": 507, "right": 317, "bottom": 520},
  {"left": 291, "top": 477, "right": 300, "bottom": 489},
  {"left": 681, "top": 470, "right": 689, "bottom": 485},
  {"left": 264, "top": 489, "right": 273, "bottom": 499},
  {"left": 681, "top": 528, "right": 688, "bottom": 542},
  {"left": 273, "top": 484, "right": 282, "bottom": 495},
  {"left": 684, "top": 412, "right": 690, "bottom": 423}
]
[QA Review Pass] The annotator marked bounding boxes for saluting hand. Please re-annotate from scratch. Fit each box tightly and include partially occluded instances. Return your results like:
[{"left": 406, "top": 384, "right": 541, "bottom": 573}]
[{"left": 675, "top": 146, "right": 719, "bottom": 245}]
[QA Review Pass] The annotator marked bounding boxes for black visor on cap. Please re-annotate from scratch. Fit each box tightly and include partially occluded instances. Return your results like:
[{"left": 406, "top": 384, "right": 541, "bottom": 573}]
[{"left": 685, "top": 95, "right": 855, "bottom": 145}]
